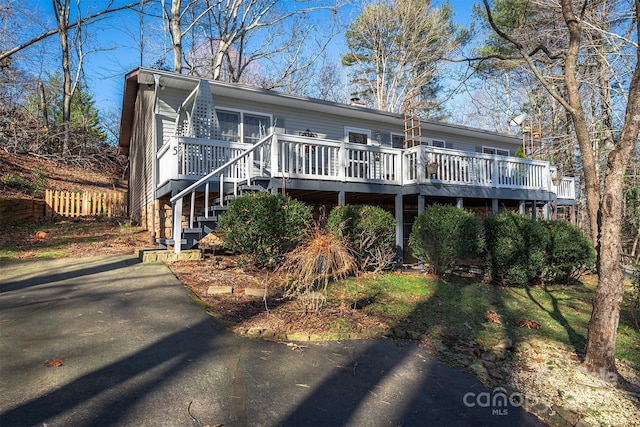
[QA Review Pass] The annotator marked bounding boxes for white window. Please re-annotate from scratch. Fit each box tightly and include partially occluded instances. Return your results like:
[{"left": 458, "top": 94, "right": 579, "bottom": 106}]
[
  {"left": 216, "top": 109, "right": 272, "bottom": 143},
  {"left": 483, "top": 146, "right": 510, "bottom": 156},
  {"left": 345, "top": 127, "right": 371, "bottom": 144},
  {"left": 391, "top": 133, "right": 405, "bottom": 149},
  {"left": 217, "top": 110, "right": 240, "bottom": 142},
  {"left": 244, "top": 113, "right": 270, "bottom": 144},
  {"left": 429, "top": 139, "right": 446, "bottom": 148}
]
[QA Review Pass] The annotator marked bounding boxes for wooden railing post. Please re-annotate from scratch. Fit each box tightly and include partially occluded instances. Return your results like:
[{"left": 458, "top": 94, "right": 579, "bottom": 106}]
[
  {"left": 492, "top": 158, "right": 500, "bottom": 188},
  {"left": 339, "top": 141, "right": 346, "bottom": 182}
]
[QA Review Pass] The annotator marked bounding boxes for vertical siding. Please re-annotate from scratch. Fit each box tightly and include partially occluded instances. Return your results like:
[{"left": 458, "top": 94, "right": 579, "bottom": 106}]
[{"left": 129, "top": 86, "right": 155, "bottom": 230}]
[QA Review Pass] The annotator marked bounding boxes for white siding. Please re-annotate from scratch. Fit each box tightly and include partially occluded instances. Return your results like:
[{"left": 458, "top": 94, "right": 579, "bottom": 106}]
[{"left": 154, "top": 83, "right": 519, "bottom": 155}]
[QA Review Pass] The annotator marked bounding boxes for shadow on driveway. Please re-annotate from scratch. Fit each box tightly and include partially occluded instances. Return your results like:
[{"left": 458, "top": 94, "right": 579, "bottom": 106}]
[{"left": 0, "top": 255, "right": 546, "bottom": 426}]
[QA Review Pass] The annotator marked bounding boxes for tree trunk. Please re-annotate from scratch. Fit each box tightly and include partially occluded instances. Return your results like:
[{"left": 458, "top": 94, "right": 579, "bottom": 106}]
[
  {"left": 561, "top": 0, "right": 600, "bottom": 244},
  {"left": 584, "top": 16, "right": 640, "bottom": 380},
  {"left": 584, "top": 142, "right": 636, "bottom": 383},
  {"left": 54, "top": 0, "right": 72, "bottom": 155},
  {"left": 38, "top": 80, "right": 48, "bottom": 126},
  {"left": 171, "top": 0, "right": 183, "bottom": 73}
]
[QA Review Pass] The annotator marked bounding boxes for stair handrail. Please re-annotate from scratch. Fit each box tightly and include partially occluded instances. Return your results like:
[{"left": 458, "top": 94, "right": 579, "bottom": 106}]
[
  {"left": 170, "top": 133, "right": 273, "bottom": 204},
  {"left": 170, "top": 133, "right": 273, "bottom": 253}
]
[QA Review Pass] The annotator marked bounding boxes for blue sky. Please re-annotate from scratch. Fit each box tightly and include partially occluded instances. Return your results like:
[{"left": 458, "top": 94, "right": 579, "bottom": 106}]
[{"left": 24, "top": 0, "right": 477, "bottom": 115}]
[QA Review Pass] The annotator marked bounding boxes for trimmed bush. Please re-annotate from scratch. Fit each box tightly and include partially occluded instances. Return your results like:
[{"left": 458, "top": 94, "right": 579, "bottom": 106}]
[
  {"left": 218, "top": 192, "right": 312, "bottom": 267},
  {"left": 327, "top": 204, "right": 396, "bottom": 272},
  {"left": 408, "top": 204, "right": 481, "bottom": 276},
  {"left": 483, "top": 211, "right": 549, "bottom": 285},
  {"left": 543, "top": 220, "right": 595, "bottom": 282}
]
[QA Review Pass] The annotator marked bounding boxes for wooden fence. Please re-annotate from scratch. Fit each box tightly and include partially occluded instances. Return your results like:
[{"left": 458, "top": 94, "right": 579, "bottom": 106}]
[{"left": 45, "top": 189, "right": 127, "bottom": 218}]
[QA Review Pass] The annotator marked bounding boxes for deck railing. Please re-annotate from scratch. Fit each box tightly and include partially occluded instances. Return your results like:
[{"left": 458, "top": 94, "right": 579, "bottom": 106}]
[
  {"left": 272, "top": 134, "right": 401, "bottom": 184},
  {"left": 161, "top": 134, "right": 578, "bottom": 252},
  {"left": 404, "top": 146, "right": 550, "bottom": 191},
  {"left": 158, "top": 134, "right": 575, "bottom": 198}
]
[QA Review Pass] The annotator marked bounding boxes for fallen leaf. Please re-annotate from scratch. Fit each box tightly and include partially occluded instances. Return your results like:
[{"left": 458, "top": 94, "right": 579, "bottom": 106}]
[
  {"left": 486, "top": 310, "right": 502, "bottom": 324},
  {"left": 43, "top": 358, "right": 64, "bottom": 367},
  {"left": 516, "top": 318, "right": 541, "bottom": 329}
]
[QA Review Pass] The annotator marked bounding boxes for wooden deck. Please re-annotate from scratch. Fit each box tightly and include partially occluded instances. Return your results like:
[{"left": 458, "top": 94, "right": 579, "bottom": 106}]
[{"left": 157, "top": 133, "right": 576, "bottom": 201}]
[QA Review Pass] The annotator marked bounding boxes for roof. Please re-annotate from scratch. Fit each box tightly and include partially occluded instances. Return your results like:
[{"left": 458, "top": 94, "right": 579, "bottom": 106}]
[{"left": 118, "top": 67, "right": 522, "bottom": 151}]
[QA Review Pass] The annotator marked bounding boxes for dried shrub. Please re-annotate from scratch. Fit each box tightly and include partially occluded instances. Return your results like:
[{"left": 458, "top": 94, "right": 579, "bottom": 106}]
[{"left": 279, "top": 225, "right": 357, "bottom": 311}]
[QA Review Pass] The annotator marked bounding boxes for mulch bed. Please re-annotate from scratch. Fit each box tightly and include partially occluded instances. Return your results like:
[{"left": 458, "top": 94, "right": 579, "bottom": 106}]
[{"left": 168, "top": 252, "right": 390, "bottom": 336}]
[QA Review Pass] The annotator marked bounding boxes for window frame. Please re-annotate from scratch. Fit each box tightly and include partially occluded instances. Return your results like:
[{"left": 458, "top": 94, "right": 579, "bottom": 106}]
[
  {"left": 390, "top": 132, "right": 405, "bottom": 149},
  {"left": 482, "top": 146, "right": 510, "bottom": 156},
  {"left": 429, "top": 139, "right": 446, "bottom": 148},
  {"left": 216, "top": 107, "right": 273, "bottom": 144},
  {"left": 344, "top": 126, "right": 372, "bottom": 145}
]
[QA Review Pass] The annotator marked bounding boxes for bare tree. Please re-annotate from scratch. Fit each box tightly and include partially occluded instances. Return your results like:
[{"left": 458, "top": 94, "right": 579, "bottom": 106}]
[
  {"left": 0, "top": 1, "right": 141, "bottom": 63},
  {"left": 479, "top": 0, "right": 640, "bottom": 386},
  {"left": 53, "top": 0, "right": 73, "bottom": 154},
  {"left": 179, "top": 0, "right": 342, "bottom": 90},
  {"left": 160, "top": 0, "right": 217, "bottom": 73}
]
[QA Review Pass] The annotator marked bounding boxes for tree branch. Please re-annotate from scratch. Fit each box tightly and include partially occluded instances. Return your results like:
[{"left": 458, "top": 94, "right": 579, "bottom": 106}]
[{"left": 0, "top": 1, "right": 141, "bottom": 62}]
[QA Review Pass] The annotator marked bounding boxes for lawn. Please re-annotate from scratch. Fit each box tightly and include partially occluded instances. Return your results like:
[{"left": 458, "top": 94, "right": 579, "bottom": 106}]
[{"left": 330, "top": 271, "right": 640, "bottom": 368}]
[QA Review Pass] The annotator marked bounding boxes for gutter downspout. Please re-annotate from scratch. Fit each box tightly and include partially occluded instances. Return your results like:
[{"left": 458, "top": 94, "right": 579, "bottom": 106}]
[{"left": 150, "top": 73, "right": 161, "bottom": 244}]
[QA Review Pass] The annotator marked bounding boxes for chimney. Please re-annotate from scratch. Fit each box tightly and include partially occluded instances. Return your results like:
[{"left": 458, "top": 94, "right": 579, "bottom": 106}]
[{"left": 350, "top": 97, "right": 365, "bottom": 107}]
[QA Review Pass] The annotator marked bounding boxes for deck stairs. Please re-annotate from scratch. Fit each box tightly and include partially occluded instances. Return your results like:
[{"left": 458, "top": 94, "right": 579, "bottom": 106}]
[{"left": 158, "top": 180, "right": 269, "bottom": 250}]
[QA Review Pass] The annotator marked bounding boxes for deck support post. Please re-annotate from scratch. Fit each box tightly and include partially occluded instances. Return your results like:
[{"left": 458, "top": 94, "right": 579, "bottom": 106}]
[
  {"left": 492, "top": 199, "right": 499, "bottom": 215},
  {"left": 173, "top": 198, "right": 183, "bottom": 254},
  {"left": 456, "top": 197, "right": 464, "bottom": 209},
  {"left": 395, "top": 193, "right": 403, "bottom": 266},
  {"left": 519, "top": 200, "right": 526, "bottom": 215},
  {"left": 338, "top": 191, "right": 346, "bottom": 206},
  {"left": 532, "top": 200, "right": 537, "bottom": 220},
  {"left": 544, "top": 201, "right": 551, "bottom": 220}
]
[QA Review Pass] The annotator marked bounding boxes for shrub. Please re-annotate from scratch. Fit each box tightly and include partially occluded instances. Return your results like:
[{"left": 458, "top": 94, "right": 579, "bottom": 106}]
[
  {"left": 327, "top": 204, "right": 396, "bottom": 272},
  {"left": 279, "top": 225, "right": 357, "bottom": 310},
  {"left": 483, "top": 211, "right": 549, "bottom": 285},
  {"left": 2, "top": 174, "right": 31, "bottom": 191},
  {"left": 543, "top": 220, "right": 595, "bottom": 282},
  {"left": 217, "top": 192, "right": 312, "bottom": 267},
  {"left": 408, "top": 204, "right": 481, "bottom": 276},
  {"left": 32, "top": 165, "right": 49, "bottom": 198}
]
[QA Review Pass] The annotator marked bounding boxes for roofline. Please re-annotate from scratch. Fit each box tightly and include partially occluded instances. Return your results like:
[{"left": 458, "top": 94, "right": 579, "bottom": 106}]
[{"left": 119, "top": 67, "right": 522, "bottom": 151}]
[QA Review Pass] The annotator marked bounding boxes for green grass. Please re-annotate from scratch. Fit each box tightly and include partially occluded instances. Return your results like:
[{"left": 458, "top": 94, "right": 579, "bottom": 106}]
[{"left": 329, "top": 271, "right": 640, "bottom": 368}]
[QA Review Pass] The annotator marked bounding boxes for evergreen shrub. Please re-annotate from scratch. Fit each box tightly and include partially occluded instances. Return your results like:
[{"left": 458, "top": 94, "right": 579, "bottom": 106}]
[
  {"left": 408, "top": 204, "right": 481, "bottom": 276},
  {"left": 543, "top": 220, "right": 595, "bottom": 282},
  {"left": 218, "top": 192, "right": 312, "bottom": 267},
  {"left": 483, "top": 211, "right": 549, "bottom": 285},
  {"left": 327, "top": 204, "right": 396, "bottom": 272}
]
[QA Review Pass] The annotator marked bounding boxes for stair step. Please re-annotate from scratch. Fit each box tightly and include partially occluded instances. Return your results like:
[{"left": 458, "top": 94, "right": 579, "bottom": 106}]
[
  {"left": 240, "top": 184, "right": 268, "bottom": 193},
  {"left": 157, "top": 237, "right": 187, "bottom": 248},
  {"left": 183, "top": 228, "right": 203, "bottom": 235}
]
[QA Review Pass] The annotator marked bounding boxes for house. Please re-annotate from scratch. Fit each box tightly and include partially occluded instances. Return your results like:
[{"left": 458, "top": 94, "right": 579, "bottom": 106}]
[{"left": 118, "top": 68, "right": 576, "bottom": 263}]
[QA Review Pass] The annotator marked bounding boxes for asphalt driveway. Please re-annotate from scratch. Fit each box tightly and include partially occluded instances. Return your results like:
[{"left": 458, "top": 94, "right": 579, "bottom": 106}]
[{"left": 0, "top": 255, "right": 546, "bottom": 426}]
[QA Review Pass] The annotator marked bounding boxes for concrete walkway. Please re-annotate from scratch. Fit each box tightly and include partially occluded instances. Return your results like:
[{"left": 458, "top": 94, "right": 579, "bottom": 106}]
[{"left": 0, "top": 255, "right": 546, "bottom": 426}]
